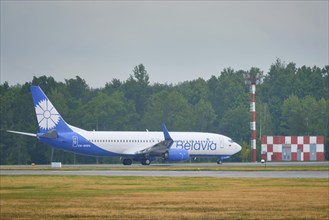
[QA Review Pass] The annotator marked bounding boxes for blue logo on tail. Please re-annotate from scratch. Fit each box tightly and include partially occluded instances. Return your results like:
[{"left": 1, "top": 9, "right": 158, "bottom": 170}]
[{"left": 31, "top": 86, "right": 72, "bottom": 133}]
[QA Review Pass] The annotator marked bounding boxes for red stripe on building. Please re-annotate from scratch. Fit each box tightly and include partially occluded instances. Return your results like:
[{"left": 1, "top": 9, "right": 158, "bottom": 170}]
[
  {"left": 304, "top": 136, "right": 310, "bottom": 144},
  {"left": 250, "top": 112, "right": 256, "bottom": 121},
  {"left": 304, "top": 152, "right": 310, "bottom": 161},
  {"left": 291, "top": 136, "right": 297, "bottom": 144},
  {"left": 251, "top": 131, "right": 256, "bottom": 139},
  {"left": 316, "top": 152, "right": 324, "bottom": 160},
  {"left": 268, "top": 145, "right": 273, "bottom": 152},
  {"left": 252, "top": 149, "right": 256, "bottom": 162},
  {"left": 272, "top": 152, "right": 282, "bottom": 160},
  {"left": 260, "top": 136, "right": 325, "bottom": 161},
  {"left": 317, "top": 136, "right": 324, "bottom": 144},
  {"left": 250, "top": 94, "right": 256, "bottom": 102},
  {"left": 291, "top": 152, "right": 297, "bottom": 161},
  {"left": 274, "top": 136, "right": 285, "bottom": 144}
]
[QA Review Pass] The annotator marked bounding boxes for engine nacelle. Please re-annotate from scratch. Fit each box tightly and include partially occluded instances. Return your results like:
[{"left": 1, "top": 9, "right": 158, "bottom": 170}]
[{"left": 165, "top": 148, "right": 189, "bottom": 161}]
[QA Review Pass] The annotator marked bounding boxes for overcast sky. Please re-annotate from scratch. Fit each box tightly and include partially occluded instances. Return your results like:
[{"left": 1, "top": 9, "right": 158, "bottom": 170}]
[{"left": 1, "top": 1, "right": 328, "bottom": 88}]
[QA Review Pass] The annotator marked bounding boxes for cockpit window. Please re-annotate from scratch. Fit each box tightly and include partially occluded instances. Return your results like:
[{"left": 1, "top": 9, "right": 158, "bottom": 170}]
[{"left": 228, "top": 139, "right": 234, "bottom": 143}]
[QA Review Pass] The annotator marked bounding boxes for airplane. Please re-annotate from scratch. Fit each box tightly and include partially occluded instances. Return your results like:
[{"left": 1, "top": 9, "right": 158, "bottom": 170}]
[{"left": 7, "top": 86, "right": 242, "bottom": 165}]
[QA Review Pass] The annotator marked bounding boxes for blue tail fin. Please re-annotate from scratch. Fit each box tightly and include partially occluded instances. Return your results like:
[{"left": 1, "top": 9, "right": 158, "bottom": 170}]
[
  {"left": 31, "top": 86, "right": 72, "bottom": 133},
  {"left": 161, "top": 123, "right": 174, "bottom": 148}
]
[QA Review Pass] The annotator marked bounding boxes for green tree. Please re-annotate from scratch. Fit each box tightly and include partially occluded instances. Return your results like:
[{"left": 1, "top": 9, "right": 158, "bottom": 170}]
[
  {"left": 208, "top": 68, "right": 249, "bottom": 122},
  {"left": 281, "top": 96, "right": 329, "bottom": 136},
  {"left": 295, "top": 66, "right": 327, "bottom": 99},
  {"left": 104, "top": 78, "right": 123, "bottom": 95},
  {"left": 259, "top": 59, "right": 297, "bottom": 133},
  {"left": 65, "top": 76, "right": 89, "bottom": 100},
  {"left": 31, "top": 76, "right": 58, "bottom": 94},
  {"left": 239, "top": 141, "right": 251, "bottom": 162},
  {"left": 123, "top": 64, "right": 150, "bottom": 117},
  {"left": 244, "top": 67, "right": 264, "bottom": 85},
  {"left": 322, "top": 66, "right": 329, "bottom": 100},
  {"left": 191, "top": 99, "right": 216, "bottom": 132},
  {"left": 219, "top": 105, "right": 249, "bottom": 142},
  {"left": 177, "top": 78, "right": 209, "bottom": 105},
  {"left": 83, "top": 91, "right": 137, "bottom": 131},
  {"left": 281, "top": 95, "right": 304, "bottom": 135},
  {"left": 257, "top": 101, "right": 273, "bottom": 138},
  {"left": 207, "top": 68, "right": 249, "bottom": 137},
  {"left": 142, "top": 90, "right": 192, "bottom": 131},
  {"left": 1, "top": 61, "right": 328, "bottom": 164}
]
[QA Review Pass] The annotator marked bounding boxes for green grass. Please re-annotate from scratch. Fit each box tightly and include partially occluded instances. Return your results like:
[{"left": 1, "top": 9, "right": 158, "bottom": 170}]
[{"left": 1, "top": 176, "right": 328, "bottom": 219}]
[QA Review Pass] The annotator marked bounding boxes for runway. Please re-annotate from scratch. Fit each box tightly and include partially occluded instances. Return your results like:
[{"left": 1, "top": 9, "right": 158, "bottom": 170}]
[
  {"left": 1, "top": 169, "right": 328, "bottom": 178},
  {"left": 1, "top": 162, "right": 328, "bottom": 178}
]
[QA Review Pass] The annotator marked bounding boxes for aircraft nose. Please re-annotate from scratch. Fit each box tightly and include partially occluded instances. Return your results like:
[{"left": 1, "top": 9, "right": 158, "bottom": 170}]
[{"left": 235, "top": 143, "right": 242, "bottom": 153}]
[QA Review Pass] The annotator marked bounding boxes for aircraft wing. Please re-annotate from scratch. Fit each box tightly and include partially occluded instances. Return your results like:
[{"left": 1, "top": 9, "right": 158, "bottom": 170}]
[{"left": 135, "top": 124, "right": 173, "bottom": 157}]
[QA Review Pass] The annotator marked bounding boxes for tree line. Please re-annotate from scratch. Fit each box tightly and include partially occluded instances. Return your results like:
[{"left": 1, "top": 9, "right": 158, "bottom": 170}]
[{"left": 1, "top": 59, "right": 328, "bottom": 164}]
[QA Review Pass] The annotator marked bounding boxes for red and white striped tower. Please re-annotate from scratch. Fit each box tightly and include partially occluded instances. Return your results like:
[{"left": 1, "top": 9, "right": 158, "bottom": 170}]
[{"left": 250, "top": 83, "right": 257, "bottom": 162}]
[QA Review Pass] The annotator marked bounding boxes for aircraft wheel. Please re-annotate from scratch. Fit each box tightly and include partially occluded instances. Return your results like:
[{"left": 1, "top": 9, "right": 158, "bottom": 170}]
[
  {"left": 123, "top": 158, "right": 132, "bottom": 165},
  {"left": 217, "top": 160, "right": 222, "bottom": 165},
  {"left": 163, "top": 152, "right": 169, "bottom": 160},
  {"left": 141, "top": 159, "right": 151, "bottom": 166}
]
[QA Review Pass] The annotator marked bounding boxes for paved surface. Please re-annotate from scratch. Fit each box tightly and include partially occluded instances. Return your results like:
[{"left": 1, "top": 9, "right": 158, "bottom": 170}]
[
  {"left": 1, "top": 170, "right": 328, "bottom": 178},
  {"left": 1, "top": 161, "right": 328, "bottom": 169},
  {"left": 1, "top": 162, "right": 328, "bottom": 178}
]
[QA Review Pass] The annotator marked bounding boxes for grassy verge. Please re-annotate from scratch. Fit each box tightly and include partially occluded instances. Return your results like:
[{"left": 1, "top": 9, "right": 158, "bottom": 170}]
[{"left": 1, "top": 176, "right": 328, "bottom": 219}]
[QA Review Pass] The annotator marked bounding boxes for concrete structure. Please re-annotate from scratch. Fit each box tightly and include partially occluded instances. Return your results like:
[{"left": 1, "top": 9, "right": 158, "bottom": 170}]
[{"left": 261, "top": 136, "right": 325, "bottom": 161}]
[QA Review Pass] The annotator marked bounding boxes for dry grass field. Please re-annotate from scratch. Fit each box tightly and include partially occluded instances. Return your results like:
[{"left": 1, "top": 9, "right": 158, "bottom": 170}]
[{"left": 1, "top": 176, "right": 328, "bottom": 219}]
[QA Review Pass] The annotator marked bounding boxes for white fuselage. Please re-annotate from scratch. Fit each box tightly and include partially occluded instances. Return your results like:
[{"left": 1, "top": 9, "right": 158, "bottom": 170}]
[
  {"left": 77, "top": 130, "right": 241, "bottom": 157},
  {"left": 9, "top": 86, "right": 243, "bottom": 165}
]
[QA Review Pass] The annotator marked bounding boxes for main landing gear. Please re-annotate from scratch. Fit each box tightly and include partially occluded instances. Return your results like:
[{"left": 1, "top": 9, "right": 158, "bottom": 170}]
[
  {"left": 122, "top": 158, "right": 151, "bottom": 165},
  {"left": 217, "top": 159, "right": 222, "bottom": 165},
  {"left": 122, "top": 158, "right": 132, "bottom": 165}
]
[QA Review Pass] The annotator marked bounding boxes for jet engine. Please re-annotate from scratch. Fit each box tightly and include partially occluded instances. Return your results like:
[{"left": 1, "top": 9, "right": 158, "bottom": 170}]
[{"left": 164, "top": 148, "right": 189, "bottom": 161}]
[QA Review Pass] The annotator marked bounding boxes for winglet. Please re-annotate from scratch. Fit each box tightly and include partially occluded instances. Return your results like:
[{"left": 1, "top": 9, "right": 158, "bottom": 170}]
[{"left": 161, "top": 123, "right": 174, "bottom": 148}]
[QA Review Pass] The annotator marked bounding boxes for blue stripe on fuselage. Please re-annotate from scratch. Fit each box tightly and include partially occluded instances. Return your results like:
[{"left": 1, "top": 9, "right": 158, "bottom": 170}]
[
  {"left": 189, "top": 154, "right": 231, "bottom": 159},
  {"left": 38, "top": 132, "right": 123, "bottom": 157}
]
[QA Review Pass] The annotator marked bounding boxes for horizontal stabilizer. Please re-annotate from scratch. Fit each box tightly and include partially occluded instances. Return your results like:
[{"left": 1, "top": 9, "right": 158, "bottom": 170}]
[{"left": 7, "top": 130, "right": 36, "bottom": 137}]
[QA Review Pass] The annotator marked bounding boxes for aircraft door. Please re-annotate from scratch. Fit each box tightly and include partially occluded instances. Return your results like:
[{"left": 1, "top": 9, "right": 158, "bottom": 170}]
[
  {"left": 72, "top": 136, "right": 78, "bottom": 147},
  {"left": 219, "top": 138, "right": 224, "bottom": 149}
]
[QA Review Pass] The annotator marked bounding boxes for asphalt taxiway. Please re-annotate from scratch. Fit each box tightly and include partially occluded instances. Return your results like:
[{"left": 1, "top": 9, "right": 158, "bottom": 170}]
[
  {"left": 0, "top": 169, "right": 328, "bottom": 178},
  {"left": 1, "top": 162, "right": 328, "bottom": 178}
]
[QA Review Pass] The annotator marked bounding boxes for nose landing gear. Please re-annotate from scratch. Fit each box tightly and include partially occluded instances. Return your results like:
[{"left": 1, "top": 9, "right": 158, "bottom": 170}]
[{"left": 141, "top": 159, "right": 151, "bottom": 165}]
